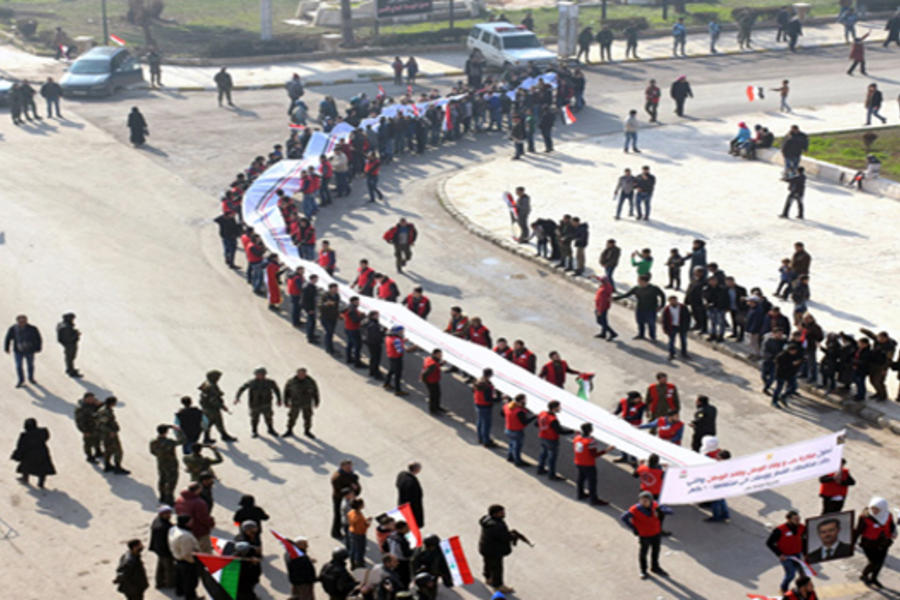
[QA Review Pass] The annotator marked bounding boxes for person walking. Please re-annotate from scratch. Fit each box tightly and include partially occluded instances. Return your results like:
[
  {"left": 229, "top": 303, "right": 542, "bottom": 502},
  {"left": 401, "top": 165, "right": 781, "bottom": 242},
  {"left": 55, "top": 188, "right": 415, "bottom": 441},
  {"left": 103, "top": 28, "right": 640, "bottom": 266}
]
[
  {"left": 624, "top": 24, "right": 639, "bottom": 59},
  {"left": 282, "top": 368, "right": 319, "bottom": 438},
  {"left": 383, "top": 217, "right": 418, "bottom": 272},
  {"left": 781, "top": 166, "right": 806, "bottom": 219},
  {"left": 594, "top": 275, "right": 618, "bottom": 341},
  {"left": 54, "top": 312, "right": 82, "bottom": 377},
  {"left": 39, "top": 76, "right": 63, "bottom": 118},
  {"left": 865, "top": 83, "right": 887, "bottom": 126},
  {"left": 662, "top": 295, "right": 690, "bottom": 359},
  {"left": 767, "top": 511, "right": 807, "bottom": 595},
  {"left": 670, "top": 76, "right": 693, "bottom": 117},
  {"left": 114, "top": 539, "right": 149, "bottom": 600},
  {"left": 420, "top": 348, "right": 444, "bottom": 414},
  {"left": 364, "top": 151, "right": 384, "bottom": 202},
  {"left": 384, "top": 325, "right": 408, "bottom": 396},
  {"left": 781, "top": 125, "right": 809, "bottom": 178},
  {"left": 127, "top": 107, "right": 148, "bottom": 148},
  {"left": 689, "top": 395, "right": 716, "bottom": 452},
  {"left": 573, "top": 423, "right": 613, "bottom": 506},
  {"left": 576, "top": 26, "right": 593, "bottom": 63},
  {"left": 819, "top": 459, "right": 855, "bottom": 514},
  {"left": 708, "top": 19, "right": 721, "bottom": 53},
  {"left": 885, "top": 9, "right": 900, "bottom": 48},
  {"left": 285, "top": 73, "right": 304, "bottom": 115},
  {"left": 214, "top": 67, "right": 234, "bottom": 106},
  {"left": 847, "top": 33, "right": 870, "bottom": 75},
  {"left": 396, "top": 462, "right": 425, "bottom": 527},
  {"left": 147, "top": 47, "right": 162, "bottom": 88},
  {"left": 12, "top": 418, "right": 55, "bottom": 488},
  {"left": 855, "top": 496, "right": 896, "bottom": 588},
  {"left": 614, "top": 275, "right": 666, "bottom": 341},
  {"left": 623, "top": 110, "right": 640, "bottom": 153},
  {"left": 613, "top": 169, "right": 635, "bottom": 220},
  {"left": 198, "top": 370, "right": 236, "bottom": 443},
  {"left": 5, "top": 314, "right": 42, "bottom": 387},
  {"left": 600, "top": 239, "right": 621, "bottom": 286},
  {"left": 634, "top": 166, "right": 656, "bottom": 220},
  {"left": 644, "top": 79, "right": 660, "bottom": 123},
  {"left": 539, "top": 105, "right": 556, "bottom": 152},
  {"left": 672, "top": 18, "right": 687, "bottom": 57},
  {"left": 621, "top": 491, "right": 672, "bottom": 579},
  {"left": 535, "top": 400, "right": 574, "bottom": 480},
  {"left": 478, "top": 504, "right": 520, "bottom": 594},
  {"left": 234, "top": 367, "right": 281, "bottom": 438},
  {"left": 786, "top": 15, "right": 803, "bottom": 51},
  {"left": 149, "top": 506, "right": 176, "bottom": 591},
  {"left": 149, "top": 425, "right": 181, "bottom": 505}
]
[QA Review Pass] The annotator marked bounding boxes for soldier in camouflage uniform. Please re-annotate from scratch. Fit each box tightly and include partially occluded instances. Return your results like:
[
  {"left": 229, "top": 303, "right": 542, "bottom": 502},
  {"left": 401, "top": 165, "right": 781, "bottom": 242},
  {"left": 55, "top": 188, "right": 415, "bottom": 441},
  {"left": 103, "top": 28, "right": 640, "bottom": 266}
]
[
  {"left": 198, "top": 370, "right": 237, "bottom": 443},
  {"left": 234, "top": 367, "right": 281, "bottom": 438},
  {"left": 282, "top": 367, "right": 320, "bottom": 438},
  {"left": 74, "top": 391, "right": 102, "bottom": 462},
  {"left": 183, "top": 443, "right": 224, "bottom": 481},
  {"left": 97, "top": 396, "right": 130, "bottom": 474},
  {"left": 149, "top": 424, "right": 183, "bottom": 505}
]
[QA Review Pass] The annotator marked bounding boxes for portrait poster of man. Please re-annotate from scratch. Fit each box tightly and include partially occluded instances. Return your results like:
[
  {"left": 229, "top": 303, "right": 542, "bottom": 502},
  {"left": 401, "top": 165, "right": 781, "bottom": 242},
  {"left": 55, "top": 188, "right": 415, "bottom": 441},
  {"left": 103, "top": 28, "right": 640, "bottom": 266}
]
[{"left": 805, "top": 511, "right": 854, "bottom": 563}]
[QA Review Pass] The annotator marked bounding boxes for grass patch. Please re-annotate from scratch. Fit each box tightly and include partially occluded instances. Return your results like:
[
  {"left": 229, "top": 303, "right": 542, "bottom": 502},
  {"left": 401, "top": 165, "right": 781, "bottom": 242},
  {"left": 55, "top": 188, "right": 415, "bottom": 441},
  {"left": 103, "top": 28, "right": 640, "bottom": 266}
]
[{"left": 804, "top": 127, "right": 900, "bottom": 181}]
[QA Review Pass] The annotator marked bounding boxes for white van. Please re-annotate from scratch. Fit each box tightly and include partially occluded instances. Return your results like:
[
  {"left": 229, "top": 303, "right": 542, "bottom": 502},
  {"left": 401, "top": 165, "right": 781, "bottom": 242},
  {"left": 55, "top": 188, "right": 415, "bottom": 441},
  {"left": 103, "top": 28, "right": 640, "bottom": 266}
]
[{"left": 465, "top": 23, "right": 557, "bottom": 69}]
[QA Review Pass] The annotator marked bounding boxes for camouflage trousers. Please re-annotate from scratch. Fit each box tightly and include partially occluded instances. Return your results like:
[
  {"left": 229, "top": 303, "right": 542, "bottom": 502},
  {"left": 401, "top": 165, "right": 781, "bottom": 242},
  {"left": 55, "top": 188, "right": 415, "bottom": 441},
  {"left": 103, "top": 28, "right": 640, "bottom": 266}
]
[
  {"left": 249, "top": 404, "right": 273, "bottom": 431},
  {"left": 204, "top": 409, "right": 230, "bottom": 438},
  {"left": 103, "top": 434, "right": 123, "bottom": 465},
  {"left": 157, "top": 463, "right": 178, "bottom": 504},
  {"left": 286, "top": 405, "right": 313, "bottom": 432},
  {"left": 82, "top": 432, "right": 101, "bottom": 459}
]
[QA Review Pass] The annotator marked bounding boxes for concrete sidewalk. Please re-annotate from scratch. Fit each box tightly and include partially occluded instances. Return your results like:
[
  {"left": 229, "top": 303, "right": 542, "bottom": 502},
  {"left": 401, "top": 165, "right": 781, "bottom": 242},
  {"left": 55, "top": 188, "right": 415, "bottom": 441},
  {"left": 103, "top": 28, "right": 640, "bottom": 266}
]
[{"left": 0, "top": 20, "right": 886, "bottom": 91}]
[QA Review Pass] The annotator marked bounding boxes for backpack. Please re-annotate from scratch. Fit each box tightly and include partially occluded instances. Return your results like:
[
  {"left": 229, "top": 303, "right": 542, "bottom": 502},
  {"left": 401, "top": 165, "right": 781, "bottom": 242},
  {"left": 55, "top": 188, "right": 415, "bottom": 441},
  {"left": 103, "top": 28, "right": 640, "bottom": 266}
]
[{"left": 319, "top": 562, "right": 341, "bottom": 595}]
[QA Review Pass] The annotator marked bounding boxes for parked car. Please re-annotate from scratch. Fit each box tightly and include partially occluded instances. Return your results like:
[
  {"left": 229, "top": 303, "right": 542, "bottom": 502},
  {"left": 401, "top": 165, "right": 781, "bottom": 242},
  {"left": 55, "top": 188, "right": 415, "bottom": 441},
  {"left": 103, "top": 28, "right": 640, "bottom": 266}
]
[
  {"left": 465, "top": 23, "right": 556, "bottom": 69},
  {"left": 60, "top": 46, "right": 144, "bottom": 97},
  {"left": 0, "top": 78, "right": 12, "bottom": 104}
]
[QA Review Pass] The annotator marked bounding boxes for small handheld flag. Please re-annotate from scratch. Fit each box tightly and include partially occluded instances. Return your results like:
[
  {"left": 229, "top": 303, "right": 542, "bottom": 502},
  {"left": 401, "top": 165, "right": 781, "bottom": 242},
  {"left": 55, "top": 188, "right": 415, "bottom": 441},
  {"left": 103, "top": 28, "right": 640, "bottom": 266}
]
[
  {"left": 386, "top": 503, "right": 423, "bottom": 547},
  {"left": 271, "top": 529, "right": 304, "bottom": 559},
  {"left": 789, "top": 556, "right": 817, "bottom": 577},
  {"left": 209, "top": 535, "right": 228, "bottom": 555},
  {"left": 411, "top": 103, "right": 420, "bottom": 117},
  {"left": 377, "top": 84, "right": 386, "bottom": 98},
  {"left": 502, "top": 191, "right": 517, "bottom": 219},
  {"left": 440, "top": 537, "right": 474, "bottom": 585},
  {"left": 442, "top": 103, "right": 452, "bottom": 132},
  {"left": 197, "top": 553, "right": 243, "bottom": 600},
  {"left": 109, "top": 34, "right": 127, "bottom": 46},
  {"left": 575, "top": 372, "right": 594, "bottom": 400},
  {"left": 562, "top": 105, "right": 577, "bottom": 125},
  {"left": 746, "top": 85, "right": 755, "bottom": 101}
]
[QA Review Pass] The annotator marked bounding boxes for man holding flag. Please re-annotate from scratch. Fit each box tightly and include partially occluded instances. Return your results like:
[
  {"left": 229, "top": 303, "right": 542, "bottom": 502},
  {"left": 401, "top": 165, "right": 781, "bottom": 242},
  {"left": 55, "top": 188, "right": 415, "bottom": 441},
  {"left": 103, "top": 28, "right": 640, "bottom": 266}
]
[
  {"left": 766, "top": 511, "right": 810, "bottom": 595},
  {"left": 513, "top": 187, "right": 530, "bottom": 242}
]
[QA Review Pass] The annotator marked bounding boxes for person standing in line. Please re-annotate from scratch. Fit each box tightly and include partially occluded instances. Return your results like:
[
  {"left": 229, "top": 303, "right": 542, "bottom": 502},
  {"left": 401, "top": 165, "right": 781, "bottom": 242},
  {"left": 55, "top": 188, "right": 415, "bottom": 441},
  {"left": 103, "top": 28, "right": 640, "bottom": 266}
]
[
  {"left": 672, "top": 18, "right": 687, "bottom": 57},
  {"left": 634, "top": 166, "right": 656, "bottom": 220},
  {"left": 819, "top": 459, "right": 855, "bottom": 514},
  {"left": 708, "top": 19, "right": 721, "bottom": 53},
  {"left": 330, "top": 460, "right": 362, "bottom": 540},
  {"left": 599, "top": 239, "right": 621, "bottom": 286},
  {"left": 661, "top": 295, "right": 690, "bottom": 360},
  {"left": 594, "top": 275, "right": 618, "bottom": 341},
  {"left": 473, "top": 368, "right": 499, "bottom": 448},
  {"left": 535, "top": 400, "right": 574, "bottom": 480},
  {"left": 478, "top": 504, "right": 520, "bottom": 595},
  {"left": 5, "top": 314, "right": 42, "bottom": 387},
  {"left": 621, "top": 491, "right": 671, "bottom": 579},
  {"left": 539, "top": 105, "right": 556, "bottom": 152},
  {"left": 55, "top": 312, "right": 82, "bottom": 377},
  {"left": 147, "top": 47, "right": 162, "bottom": 88},
  {"left": 384, "top": 325, "right": 408, "bottom": 396},
  {"left": 318, "top": 240, "right": 336, "bottom": 276},
  {"left": 12, "top": 418, "right": 55, "bottom": 488},
  {"left": 623, "top": 109, "right": 641, "bottom": 153},
  {"left": 342, "top": 296, "right": 364, "bottom": 368},
  {"left": 114, "top": 539, "right": 149, "bottom": 600},
  {"left": 149, "top": 424, "right": 181, "bottom": 505},
  {"left": 503, "top": 394, "right": 535, "bottom": 466},
  {"left": 573, "top": 422, "right": 613, "bottom": 506},
  {"left": 319, "top": 283, "right": 341, "bottom": 356},
  {"left": 282, "top": 368, "right": 319, "bottom": 438},
  {"left": 214, "top": 211, "right": 241, "bottom": 269},
  {"left": 364, "top": 310, "right": 384, "bottom": 380},
  {"left": 665, "top": 249, "right": 684, "bottom": 291},
  {"left": 865, "top": 83, "right": 887, "bottom": 126},
  {"left": 688, "top": 395, "right": 716, "bottom": 452},
  {"left": 214, "top": 67, "right": 234, "bottom": 107},
  {"left": 301, "top": 274, "right": 320, "bottom": 344},
  {"left": 572, "top": 217, "right": 589, "bottom": 276},
  {"left": 149, "top": 505, "right": 176, "bottom": 591},
  {"left": 703, "top": 276, "right": 729, "bottom": 342},
  {"left": 624, "top": 24, "right": 640, "bottom": 58},
  {"left": 39, "top": 76, "right": 63, "bottom": 118},
  {"left": 597, "top": 25, "right": 613, "bottom": 62},
  {"left": 168, "top": 514, "right": 200, "bottom": 599},
  {"left": 420, "top": 348, "right": 444, "bottom": 415},
  {"left": 767, "top": 511, "right": 807, "bottom": 595},
  {"left": 613, "top": 168, "right": 635, "bottom": 220},
  {"left": 772, "top": 343, "right": 804, "bottom": 407},
  {"left": 364, "top": 151, "right": 385, "bottom": 202},
  {"left": 396, "top": 462, "right": 425, "bottom": 527},
  {"left": 644, "top": 79, "right": 660, "bottom": 123},
  {"left": 773, "top": 79, "right": 791, "bottom": 113},
  {"left": 97, "top": 396, "right": 130, "bottom": 474},
  {"left": 286, "top": 269, "right": 305, "bottom": 329},
  {"left": 613, "top": 275, "right": 666, "bottom": 341},
  {"left": 513, "top": 187, "right": 530, "bottom": 243},
  {"left": 854, "top": 496, "right": 896, "bottom": 588},
  {"left": 847, "top": 33, "right": 870, "bottom": 75},
  {"left": 781, "top": 166, "right": 806, "bottom": 219},
  {"left": 670, "top": 75, "right": 693, "bottom": 117}
]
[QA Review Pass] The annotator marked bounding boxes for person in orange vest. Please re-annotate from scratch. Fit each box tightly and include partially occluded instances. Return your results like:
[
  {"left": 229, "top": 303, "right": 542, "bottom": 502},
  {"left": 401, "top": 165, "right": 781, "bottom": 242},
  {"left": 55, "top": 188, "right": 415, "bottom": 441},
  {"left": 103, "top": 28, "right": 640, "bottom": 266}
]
[
  {"left": 420, "top": 348, "right": 444, "bottom": 415},
  {"left": 620, "top": 491, "right": 672, "bottom": 579},
  {"left": 240, "top": 227, "right": 254, "bottom": 282},
  {"left": 466, "top": 317, "right": 492, "bottom": 348},
  {"left": 296, "top": 217, "right": 316, "bottom": 261},
  {"left": 351, "top": 259, "right": 376, "bottom": 297},
  {"left": 342, "top": 296, "right": 364, "bottom": 367},
  {"left": 445, "top": 306, "right": 469, "bottom": 338},
  {"left": 246, "top": 233, "right": 265, "bottom": 293},
  {"left": 285, "top": 267, "right": 305, "bottom": 328},
  {"left": 502, "top": 394, "right": 535, "bottom": 466},
  {"left": 264, "top": 254, "right": 284, "bottom": 310},
  {"left": 511, "top": 340, "right": 536, "bottom": 373},
  {"left": 364, "top": 151, "right": 384, "bottom": 203},
  {"left": 635, "top": 454, "right": 672, "bottom": 536},
  {"left": 854, "top": 497, "right": 896, "bottom": 588},
  {"left": 818, "top": 458, "right": 855, "bottom": 514},
  {"left": 638, "top": 410, "right": 684, "bottom": 445},
  {"left": 383, "top": 325, "right": 408, "bottom": 396},
  {"left": 612, "top": 391, "right": 645, "bottom": 465},
  {"left": 493, "top": 338, "right": 513, "bottom": 361},
  {"left": 317, "top": 240, "right": 336, "bottom": 276},
  {"left": 539, "top": 351, "right": 580, "bottom": 388},
  {"left": 766, "top": 510, "right": 807, "bottom": 594},
  {"left": 403, "top": 286, "right": 431, "bottom": 320},
  {"left": 783, "top": 576, "right": 817, "bottom": 600},
  {"left": 535, "top": 400, "right": 574, "bottom": 480},
  {"left": 383, "top": 218, "right": 417, "bottom": 272},
  {"left": 375, "top": 273, "right": 399, "bottom": 302},
  {"left": 645, "top": 372, "right": 679, "bottom": 420},
  {"left": 572, "top": 422, "right": 614, "bottom": 506},
  {"left": 473, "top": 369, "right": 499, "bottom": 447}
]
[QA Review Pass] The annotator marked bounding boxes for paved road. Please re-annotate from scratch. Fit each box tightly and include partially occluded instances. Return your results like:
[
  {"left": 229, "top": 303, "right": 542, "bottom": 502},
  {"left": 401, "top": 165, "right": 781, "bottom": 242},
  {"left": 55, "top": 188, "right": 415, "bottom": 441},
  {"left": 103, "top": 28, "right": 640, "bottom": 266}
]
[{"left": 2, "top": 46, "right": 899, "bottom": 599}]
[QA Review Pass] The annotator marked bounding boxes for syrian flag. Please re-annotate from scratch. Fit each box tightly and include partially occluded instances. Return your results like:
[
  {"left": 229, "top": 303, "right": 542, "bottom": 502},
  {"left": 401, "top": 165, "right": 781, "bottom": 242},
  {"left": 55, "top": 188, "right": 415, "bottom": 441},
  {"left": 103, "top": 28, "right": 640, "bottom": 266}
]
[
  {"left": 209, "top": 535, "right": 228, "bottom": 555},
  {"left": 789, "top": 556, "right": 818, "bottom": 577},
  {"left": 442, "top": 103, "right": 452, "bottom": 132},
  {"left": 197, "top": 553, "right": 243, "bottom": 600},
  {"left": 562, "top": 105, "right": 577, "bottom": 125},
  {"left": 575, "top": 372, "right": 594, "bottom": 401},
  {"left": 386, "top": 503, "right": 423, "bottom": 547},
  {"left": 271, "top": 529, "right": 304, "bottom": 559},
  {"left": 109, "top": 34, "right": 127, "bottom": 46},
  {"left": 377, "top": 84, "right": 386, "bottom": 98},
  {"left": 502, "top": 191, "right": 517, "bottom": 220},
  {"left": 439, "top": 537, "right": 474, "bottom": 585},
  {"left": 746, "top": 595, "right": 779, "bottom": 600},
  {"left": 289, "top": 123, "right": 306, "bottom": 130}
]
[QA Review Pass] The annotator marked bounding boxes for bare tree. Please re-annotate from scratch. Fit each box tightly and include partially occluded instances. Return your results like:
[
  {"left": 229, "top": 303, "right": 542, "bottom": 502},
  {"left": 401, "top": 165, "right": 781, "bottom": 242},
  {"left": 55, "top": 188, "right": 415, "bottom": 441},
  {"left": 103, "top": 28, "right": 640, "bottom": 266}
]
[
  {"left": 126, "top": 0, "right": 157, "bottom": 47},
  {"left": 340, "top": 0, "right": 354, "bottom": 46}
]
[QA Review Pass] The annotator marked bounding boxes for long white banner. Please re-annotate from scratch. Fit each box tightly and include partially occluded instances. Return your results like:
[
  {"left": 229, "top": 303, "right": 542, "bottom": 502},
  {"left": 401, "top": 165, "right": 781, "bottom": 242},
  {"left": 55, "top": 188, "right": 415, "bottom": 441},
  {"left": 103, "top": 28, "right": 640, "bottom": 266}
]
[{"left": 659, "top": 430, "right": 846, "bottom": 505}]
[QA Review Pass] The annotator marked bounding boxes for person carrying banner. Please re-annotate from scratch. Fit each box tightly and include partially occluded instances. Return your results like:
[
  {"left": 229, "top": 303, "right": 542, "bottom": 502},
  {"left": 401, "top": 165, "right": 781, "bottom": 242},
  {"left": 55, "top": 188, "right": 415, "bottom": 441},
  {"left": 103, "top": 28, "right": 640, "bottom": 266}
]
[
  {"left": 503, "top": 394, "right": 535, "bottom": 466},
  {"left": 535, "top": 400, "right": 574, "bottom": 480},
  {"left": 420, "top": 349, "right": 444, "bottom": 415},
  {"left": 621, "top": 491, "right": 672, "bottom": 579},
  {"left": 539, "top": 351, "right": 580, "bottom": 388},
  {"left": 766, "top": 510, "right": 808, "bottom": 594},
  {"left": 404, "top": 287, "right": 432, "bottom": 320},
  {"left": 645, "top": 372, "right": 680, "bottom": 420},
  {"left": 573, "top": 423, "right": 613, "bottom": 506}
]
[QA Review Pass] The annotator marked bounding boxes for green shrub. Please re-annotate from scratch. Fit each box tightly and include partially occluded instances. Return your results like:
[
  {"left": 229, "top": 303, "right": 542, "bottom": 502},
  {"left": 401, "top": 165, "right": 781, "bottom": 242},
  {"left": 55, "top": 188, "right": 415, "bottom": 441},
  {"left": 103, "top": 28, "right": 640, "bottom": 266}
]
[
  {"left": 0, "top": 7, "right": 15, "bottom": 20},
  {"left": 600, "top": 17, "right": 650, "bottom": 32},
  {"left": 16, "top": 18, "right": 37, "bottom": 38}
]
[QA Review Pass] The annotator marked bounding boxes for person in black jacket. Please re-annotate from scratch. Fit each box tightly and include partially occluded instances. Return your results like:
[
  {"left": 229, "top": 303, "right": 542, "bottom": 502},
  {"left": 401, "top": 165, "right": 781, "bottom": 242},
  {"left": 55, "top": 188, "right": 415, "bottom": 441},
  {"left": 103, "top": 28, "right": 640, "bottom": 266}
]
[
  {"left": 670, "top": 76, "right": 693, "bottom": 117},
  {"left": 539, "top": 106, "right": 556, "bottom": 152},
  {"left": 149, "top": 506, "right": 175, "bottom": 590},
  {"left": 233, "top": 494, "right": 270, "bottom": 534},
  {"left": 685, "top": 268, "right": 708, "bottom": 334},
  {"left": 689, "top": 396, "right": 716, "bottom": 452},
  {"left": 115, "top": 539, "right": 149, "bottom": 600},
  {"left": 478, "top": 504, "right": 520, "bottom": 594},
  {"left": 411, "top": 535, "right": 452, "bottom": 588},
  {"left": 772, "top": 343, "right": 803, "bottom": 407},
  {"left": 175, "top": 396, "right": 204, "bottom": 454},
  {"left": 613, "top": 275, "right": 666, "bottom": 341},
  {"left": 286, "top": 537, "right": 316, "bottom": 598},
  {"left": 12, "top": 418, "right": 56, "bottom": 488},
  {"left": 396, "top": 462, "right": 425, "bottom": 527},
  {"left": 363, "top": 310, "right": 384, "bottom": 380},
  {"left": 852, "top": 337, "right": 874, "bottom": 401},
  {"left": 572, "top": 217, "right": 589, "bottom": 275},
  {"left": 319, "top": 548, "right": 357, "bottom": 600},
  {"left": 703, "top": 277, "right": 729, "bottom": 342},
  {"left": 781, "top": 167, "right": 806, "bottom": 219},
  {"left": 781, "top": 125, "right": 808, "bottom": 178},
  {"left": 386, "top": 522, "right": 414, "bottom": 590},
  {"left": 214, "top": 212, "right": 242, "bottom": 268},
  {"left": 5, "top": 314, "right": 42, "bottom": 387},
  {"left": 40, "top": 76, "right": 63, "bottom": 118},
  {"left": 56, "top": 312, "right": 82, "bottom": 377},
  {"left": 301, "top": 274, "right": 320, "bottom": 343}
]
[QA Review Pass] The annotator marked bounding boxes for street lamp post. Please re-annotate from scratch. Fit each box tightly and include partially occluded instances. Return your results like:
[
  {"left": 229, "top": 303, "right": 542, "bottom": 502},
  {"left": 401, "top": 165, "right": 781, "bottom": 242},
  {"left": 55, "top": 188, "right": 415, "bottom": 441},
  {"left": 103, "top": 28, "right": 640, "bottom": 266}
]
[
  {"left": 101, "top": 0, "right": 109, "bottom": 45},
  {"left": 260, "top": 0, "right": 273, "bottom": 41}
]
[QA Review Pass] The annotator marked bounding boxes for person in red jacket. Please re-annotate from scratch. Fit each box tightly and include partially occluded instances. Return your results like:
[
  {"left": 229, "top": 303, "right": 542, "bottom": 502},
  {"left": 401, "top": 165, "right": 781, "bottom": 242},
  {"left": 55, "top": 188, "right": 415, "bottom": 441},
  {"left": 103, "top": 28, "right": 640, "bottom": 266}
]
[
  {"left": 818, "top": 458, "right": 855, "bottom": 514},
  {"left": 621, "top": 491, "right": 672, "bottom": 579},
  {"left": 383, "top": 218, "right": 417, "bottom": 272},
  {"left": 246, "top": 234, "right": 265, "bottom": 293},
  {"left": 511, "top": 340, "right": 536, "bottom": 373},
  {"left": 539, "top": 351, "right": 580, "bottom": 388},
  {"left": 318, "top": 154, "right": 333, "bottom": 206},
  {"left": 342, "top": 296, "right": 364, "bottom": 367},
  {"left": 854, "top": 496, "right": 896, "bottom": 587},
  {"left": 364, "top": 151, "right": 384, "bottom": 202},
  {"left": 383, "top": 325, "right": 408, "bottom": 396},
  {"left": 635, "top": 454, "right": 672, "bottom": 537},
  {"left": 296, "top": 218, "right": 316, "bottom": 261},
  {"left": 264, "top": 254, "right": 283, "bottom": 310},
  {"left": 473, "top": 369, "right": 498, "bottom": 447},
  {"left": 594, "top": 275, "right": 618, "bottom": 340},
  {"left": 535, "top": 400, "right": 574, "bottom": 479},
  {"left": 645, "top": 372, "right": 679, "bottom": 420},
  {"left": 466, "top": 317, "right": 492, "bottom": 348},
  {"left": 352, "top": 259, "right": 376, "bottom": 297},
  {"left": 376, "top": 273, "right": 399, "bottom": 302},
  {"left": 420, "top": 348, "right": 444, "bottom": 414},
  {"left": 572, "top": 422, "right": 613, "bottom": 506},
  {"left": 317, "top": 240, "right": 336, "bottom": 276},
  {"left": 502, "top": 394, "right": 535, "bottom": 466},
  {"left": 638, "top": 411, "right": 684, "bottom": 446},
  {"left": 286, "top": 267, "right": 305, "bottom": 328},
  {"left": 445, "top": 306, "right": 469, "bottom": 338},
  {"left": 493, "top": 338, "right": 513, "bottom": 361},
  {"left": 783, "top": 576, "right": 817, "bottom": 600},
  {"left": 766, "top": 510, "right": 807, "bottom": 594},
  {"left": 403, "top": 286, "right": 431, "bottom": 320},
  {"left": 174, "top": 482, "right": 215, "bottom": 552}
]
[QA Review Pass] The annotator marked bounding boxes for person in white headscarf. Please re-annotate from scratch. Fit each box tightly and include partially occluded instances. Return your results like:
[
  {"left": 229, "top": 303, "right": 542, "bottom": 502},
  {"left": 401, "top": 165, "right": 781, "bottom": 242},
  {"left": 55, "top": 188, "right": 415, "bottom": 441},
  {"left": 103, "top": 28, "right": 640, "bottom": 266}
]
[
  {"left": 699, "top": 435, "right": 719, "bottom": 459},
  {"left": 854, "top": 497, "right": 896, "bottom": 588}
]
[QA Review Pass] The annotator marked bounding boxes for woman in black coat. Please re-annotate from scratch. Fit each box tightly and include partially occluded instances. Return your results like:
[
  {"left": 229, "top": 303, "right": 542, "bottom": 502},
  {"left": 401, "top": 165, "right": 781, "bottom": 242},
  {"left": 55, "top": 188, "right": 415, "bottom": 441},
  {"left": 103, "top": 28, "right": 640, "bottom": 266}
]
[
  {"left": 127, "top": 106, "right": 148, "bottom": 147},
  {"left": 12, "top": 418, "right": 56, "bottom": 488}
]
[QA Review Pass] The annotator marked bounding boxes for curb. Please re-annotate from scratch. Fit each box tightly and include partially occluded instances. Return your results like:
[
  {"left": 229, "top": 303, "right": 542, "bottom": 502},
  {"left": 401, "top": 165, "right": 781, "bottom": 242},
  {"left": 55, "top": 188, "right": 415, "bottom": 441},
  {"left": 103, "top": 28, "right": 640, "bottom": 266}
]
[{"left": 435, "top": 177, "right": 900, "bottom": 436}]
